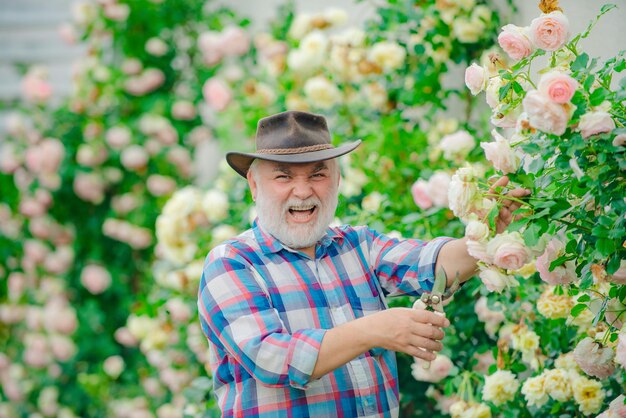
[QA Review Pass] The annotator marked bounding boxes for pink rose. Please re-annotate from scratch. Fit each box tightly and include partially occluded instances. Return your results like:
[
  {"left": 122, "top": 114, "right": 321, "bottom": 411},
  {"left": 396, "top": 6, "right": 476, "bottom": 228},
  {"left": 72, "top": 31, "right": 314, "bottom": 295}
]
[
  {"left": 466, "top": 240, "right": 492, "bottom": 264},
  {"left": 202, "top": 78, "right": 232, "bottom": 111},
  {"left": 464, "top": 63, "right": 488, "bottom": 95},
  {"left": 105, "top": 126, "right": 132, "bottom": 149},
  {"left": 480, "top": 130, "right": 520, "bottom": 174},
  {"left": 427, "top": 172, "right": 451, "bottom": 207},
  {"left": 220, "top": 26, "right": 250, "bottom": 57},
  {"left": 411, "top": 354, "right": 453, "bottom": 383},
  {"left": 498, "top": 24, "right": 533, "bottom": 61},
  {"left": 121, "top": 145, "right": 149, "bottom": 171},
  {"left": 411, "top": 179, "right": 433, "bottom": 209},
  {"left": 25, "top": 138, "right": 65, "bottom": 174},
  {"left": 166, "top": 298, "right": 192, "bottom": 322},
  {"left": 613, "top": 134, "right": 626, "bottom": 147},
  {"left": 171, "top": 101, "right": 197, "bottom": 120},
  {"left": 530, "top": 11, "right": 569, "bottom": 52},
  {"left": 578, "top": 111, "right": 615, "bottom": 139},
  {"left": 43, "top": 299, "right": 78, "bottom": 335},
  {"left": 77, "top": 144, "right": 108, "bottom": 167},
  {"left": 103, "top": 3, "right": 130, "bottom": 21},
  {"left": 522, "top": 90, "right": 569, "bottom": 136},
  {"left": 479, "top": 268, "right": 517, "bottom": 293},
  {"left": 573, "top": 337, "right": 615, "bottom": 379},
  {"left": 486, "top": 232, "right": 530, "bottom": 271},
  {"left": 122, "top": 58, "right": 143, "bottom": 75},
  {"left": 198, "top": 31, "right": 223, "bottom": 66},
  {"left": 21, "top": 69, "right": 53, "bottom": 103},
  {"left": 58, "top": 23, "right": 77, "bottom": 45},
  {"left": 439, "top": 130, "right": 475, "bottom": 160},
  {"left": 535, "top": 239, "right": 577, "bottom": 285},
  {"left": 608, "top": 261, "right": 626, "bottom": 285},
  {"left": 538, "top": 71, "right": 578, "bottom": 104},
  {"left": 80, "top": 264, "right": 112, "bottom": 294},
  {"left": 73, "top": 173, "right": 106, "bottom": 204},
  {"left": 147, "top": 175, "right": 177, "bottom": 197},
  {"left": 49, "top": 335, "right": 76, "bottom": 361}
]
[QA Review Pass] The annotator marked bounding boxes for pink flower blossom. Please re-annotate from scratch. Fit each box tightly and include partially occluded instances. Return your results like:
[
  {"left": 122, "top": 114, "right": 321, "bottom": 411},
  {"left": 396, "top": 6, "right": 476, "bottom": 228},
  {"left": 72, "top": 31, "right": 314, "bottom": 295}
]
[
  {"left": 220, "top": 26, "right": 251, "bottom": 57},
  {"left": 498, "top": 24, "right": 533, "bottom": 60},
  {"left": 171, "top": 100, "right": 197, "bottom": 120},
  {"left": 479, "top": 267, "right": 518, "bottom": 293},
  {"left": 613, "top": 134, "right": 626, "bottom": 147},
  {"left": 81, "top": 264, "right": 112, "bottom": 294},
  {"left": 121, "top": 145, "right": 149, "bottom": 171},
  {"left": 43, "top": 299, "right": 78, "bottom": 335},
  {"left": 73, "top": 172, "right": 106, "bottom": 204},
  {"left": 535, "top": 239, "right": 577, "bottom": 285},
  {"left": 24, "top": 138, "right": 65, "bottom": 175},
  {"left": 411, "top": 354, "right": 454, "bottom": 383},
  {"left": 147, "top": 175, "right": 177, "bottom": 197},
  {"left": 198, "top": 31, "right": 223, "bottom": 66},
  {"left": 105, "top": 126, "right": 132, "bottom": 149},
  {"left": 607, "top": 261, "right": 626, "bottom": 285},
  {"left": 578, "top": 111, "right": 615, "bottom": 139},
  {"left": 103, "top": 3, "right": 130, "bottom": 21},
  {"left": 522, "top": 90, "right": 570, "bottom": 135},
  {"left": 481, "top": 130, "right": 520, "bottom": 174},
  {"left": 538, "top": 71, "right": 578, "bottom": 104},
  {"left": 427, "top": 171, "right": 451, "bottom": 207},
  {"left": 530, "top": 11, "right": 570, "bottom": 52},
  {"left": 439, "top": 130, "right": 475, "bottom": 160},
  {"left": 166, "top": 298, "right": 192, "bottom": 322},
  {"left": 598, "top": 395, "right": 626, "bottom": 418},
  {"left": 58, "top": 23, "right": 77, "bottom": 45},
  {"left": 114, "top": 327, "right": 139, "bottom": 347},
  {"left": 49, "top": 335, "right": 76, "bottom": 361},
  {"left": 411, "top": 179, "right": 433, "bottom": 209},
  {"left": 573, "top": 337, "right": 615, "bottom": 379},
  {"left": 466, "top": 239, "right": 492, "bottom": 264},
  {"left": 464, "top": 63, "right": 488, "bottom": 95},
  {"left": 202, "top": 78, "right": 232, "bottom": 111},
  {"left": 21, "top": 68, "right": 53, "bottom": 103},
  {"left": 486, "top": 231, "right": 530, "bottom": 271}
]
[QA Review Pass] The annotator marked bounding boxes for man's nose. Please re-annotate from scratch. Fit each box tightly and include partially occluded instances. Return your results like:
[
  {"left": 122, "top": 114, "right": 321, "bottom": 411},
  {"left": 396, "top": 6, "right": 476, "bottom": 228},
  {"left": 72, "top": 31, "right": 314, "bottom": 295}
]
[{"left": 292, "top": 180, "right": 313, "bottom": 199}]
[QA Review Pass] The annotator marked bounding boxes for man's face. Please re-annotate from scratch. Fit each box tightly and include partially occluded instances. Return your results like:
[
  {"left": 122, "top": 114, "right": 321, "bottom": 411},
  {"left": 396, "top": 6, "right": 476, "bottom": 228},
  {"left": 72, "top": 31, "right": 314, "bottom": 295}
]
[{"left": 247, "top": 159, "right": 340, "bottom": 250}]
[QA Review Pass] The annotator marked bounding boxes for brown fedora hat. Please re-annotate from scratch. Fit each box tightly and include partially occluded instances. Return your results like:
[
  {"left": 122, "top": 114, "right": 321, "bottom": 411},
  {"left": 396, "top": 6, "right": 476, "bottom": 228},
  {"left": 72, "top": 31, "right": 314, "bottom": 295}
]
[{"left": 226, "top": 110, "right": 361, "bottom": 177}]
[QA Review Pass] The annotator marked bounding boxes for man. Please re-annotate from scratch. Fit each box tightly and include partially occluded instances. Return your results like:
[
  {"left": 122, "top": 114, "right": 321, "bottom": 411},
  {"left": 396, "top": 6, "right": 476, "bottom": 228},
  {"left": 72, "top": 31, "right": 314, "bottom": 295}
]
[{"left": 198, "top": 111, "right": 526, "bottom": 417}]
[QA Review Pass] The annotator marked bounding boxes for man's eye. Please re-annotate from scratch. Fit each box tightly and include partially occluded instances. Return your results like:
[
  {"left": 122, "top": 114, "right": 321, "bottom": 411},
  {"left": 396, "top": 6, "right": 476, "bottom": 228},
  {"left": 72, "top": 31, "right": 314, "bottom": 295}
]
[
  {"left": 275, "top": 175, "right": 289, "bottom": 180},
  {"left": 312, "top": 173, "right": 325, "bottom": 178}
]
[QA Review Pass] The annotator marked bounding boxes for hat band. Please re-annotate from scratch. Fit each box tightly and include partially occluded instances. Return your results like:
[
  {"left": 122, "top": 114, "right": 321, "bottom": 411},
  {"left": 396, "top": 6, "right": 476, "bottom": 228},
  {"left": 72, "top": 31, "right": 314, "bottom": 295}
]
[{"left": 255, "top": 143, "right": 334, "bottom": 155}]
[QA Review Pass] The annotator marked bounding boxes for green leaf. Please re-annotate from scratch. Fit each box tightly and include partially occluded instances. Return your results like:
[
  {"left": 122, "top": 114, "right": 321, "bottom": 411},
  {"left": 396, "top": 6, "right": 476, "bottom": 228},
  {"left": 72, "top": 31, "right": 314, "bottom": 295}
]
[
  {"left": 597, "top": 238, "right": 616, "bottom": 257},
  {"left": 527, "top": 157, "right": 545, "bottom": 174},
  {"left": 523, "top": 222, "right": 543, "bottom": 247},
  {"left": 619, "top": 286, "right": 626, "bottom": 303},
  {"left": 589, "top": 88, "right": 609, "bottom": 106},
  {"left": 577, "top": 294, "right": 591, "bottom": 303},
  {"left": 549, "top": 254, "right": 573, "bottom": 270},
  {"left": 570, "top": 303, "right": 587, "bottom": 317},
  {"left": 571, "top": 53, "right": 589, "bottom": 71}
]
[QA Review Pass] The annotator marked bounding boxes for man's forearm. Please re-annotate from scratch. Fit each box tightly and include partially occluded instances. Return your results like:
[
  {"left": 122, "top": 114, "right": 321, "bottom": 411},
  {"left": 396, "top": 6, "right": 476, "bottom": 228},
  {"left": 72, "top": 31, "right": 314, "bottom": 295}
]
[
  {"left": 435, "top": 237, "right": 478, "bottom": 287},
  {"left": 309, "top": 316, "right": 372, "bottom": 380}
]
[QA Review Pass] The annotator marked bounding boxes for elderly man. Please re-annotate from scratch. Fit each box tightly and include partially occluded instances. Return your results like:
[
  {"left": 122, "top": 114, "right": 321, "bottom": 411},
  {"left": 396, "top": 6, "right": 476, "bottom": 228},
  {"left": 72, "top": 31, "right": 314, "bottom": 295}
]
[{"left": 198, "top": 111, "right": 526, "bottom": 417}]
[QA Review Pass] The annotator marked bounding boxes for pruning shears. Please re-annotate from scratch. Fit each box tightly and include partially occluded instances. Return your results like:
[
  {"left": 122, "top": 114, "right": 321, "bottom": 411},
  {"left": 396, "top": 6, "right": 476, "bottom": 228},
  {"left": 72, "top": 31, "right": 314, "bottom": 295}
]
[{"left": 412, "top": 268, "right": 459, "bottom": 368}]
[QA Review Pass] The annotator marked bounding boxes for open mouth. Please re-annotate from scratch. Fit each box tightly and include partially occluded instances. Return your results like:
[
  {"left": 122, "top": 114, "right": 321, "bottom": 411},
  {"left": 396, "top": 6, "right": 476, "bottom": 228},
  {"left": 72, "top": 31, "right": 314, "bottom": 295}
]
[{"left": 288, "top": 205, "right": 317, "bottom": 222}]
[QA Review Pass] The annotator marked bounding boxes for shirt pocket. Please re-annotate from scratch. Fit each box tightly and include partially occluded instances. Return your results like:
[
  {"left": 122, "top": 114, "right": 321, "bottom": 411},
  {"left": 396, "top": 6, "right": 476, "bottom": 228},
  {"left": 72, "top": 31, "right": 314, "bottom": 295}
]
[{"left": 351, "top": 295, "right": 382, "bottom": 317}]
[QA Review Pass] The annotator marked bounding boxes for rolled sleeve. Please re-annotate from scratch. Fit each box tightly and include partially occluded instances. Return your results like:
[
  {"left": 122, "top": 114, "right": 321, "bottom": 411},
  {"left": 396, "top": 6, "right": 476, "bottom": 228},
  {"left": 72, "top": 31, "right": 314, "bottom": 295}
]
[
  {"left": 366, "top": 228, "right": 454, "bottom": 296},
  {"left": 198, "top": 247, "right": 326, "bottom": 389}
]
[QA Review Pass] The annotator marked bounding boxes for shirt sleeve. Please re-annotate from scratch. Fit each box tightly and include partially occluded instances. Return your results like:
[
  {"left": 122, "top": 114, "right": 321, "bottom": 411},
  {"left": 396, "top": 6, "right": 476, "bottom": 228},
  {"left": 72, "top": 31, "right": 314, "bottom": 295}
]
[
  {"left": 197, "top": 245, "right": 326, "bottom": 389},
  {"left": 364, "top": 227, "right": 454, "bottom": 297}
]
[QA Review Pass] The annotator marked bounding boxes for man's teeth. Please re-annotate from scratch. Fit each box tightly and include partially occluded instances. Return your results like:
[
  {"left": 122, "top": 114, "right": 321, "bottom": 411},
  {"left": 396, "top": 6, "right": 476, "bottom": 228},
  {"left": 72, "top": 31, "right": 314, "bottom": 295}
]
[{"left": 290, "top": 205, "right": 315, "bottom": 211}]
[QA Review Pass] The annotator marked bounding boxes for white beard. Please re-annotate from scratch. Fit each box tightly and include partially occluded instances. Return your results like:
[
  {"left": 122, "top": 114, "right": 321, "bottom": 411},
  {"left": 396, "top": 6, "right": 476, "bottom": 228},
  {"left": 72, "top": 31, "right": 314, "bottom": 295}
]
[{"left": 255, "top": 185, "right": 338, "bottom": 250}]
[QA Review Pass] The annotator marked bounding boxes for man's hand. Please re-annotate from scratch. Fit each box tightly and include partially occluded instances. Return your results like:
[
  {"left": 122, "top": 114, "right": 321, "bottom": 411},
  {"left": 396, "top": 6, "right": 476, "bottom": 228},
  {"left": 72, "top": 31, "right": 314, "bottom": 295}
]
[
  {"left": 489, "top": 176, "right": 531, "bottom": 233},
  {"left": 359, "top": 307, "right": 450, "bottom": 361}
]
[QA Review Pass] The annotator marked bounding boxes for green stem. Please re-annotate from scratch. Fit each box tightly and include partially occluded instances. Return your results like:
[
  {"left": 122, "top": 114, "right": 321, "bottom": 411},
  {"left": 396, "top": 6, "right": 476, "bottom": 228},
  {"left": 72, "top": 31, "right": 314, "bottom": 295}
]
[{"left": 482, "top": 193, "right": 533, "bottom": 207}]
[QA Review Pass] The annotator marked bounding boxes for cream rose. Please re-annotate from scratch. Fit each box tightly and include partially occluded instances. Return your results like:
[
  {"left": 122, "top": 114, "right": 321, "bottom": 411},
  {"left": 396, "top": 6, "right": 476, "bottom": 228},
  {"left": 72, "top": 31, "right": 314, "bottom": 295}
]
[
  {"left": 573, "top": 337, "right": 615, "bottom": 379},
  {"left": 439, "top": 130, "right": 475, "bottom": 161},
  {"left": 411, "top": 179, "right": 433, "bottom": 209},
  {"left": 486, "top": 231, "right": 531, "bottom": 271},
  {"left": 530, "top": 11, "right": 570, "bottom": 52},
  {"left": 303, "top": 76, "right": 341, "bottom": 109},
  {"left": 578, "top": 111, "right": 615, "bottom": 139},
  {"left": 522, "top": 90, "right": 570, "bottom": 136},
  {"left": 479, "top": 267, "right": 518, "bottom": 293},
  {"left": 202, "top": 78, "right": 232, "bottom": 111},
  {"left": 538, "top": 71, "right": 578, "bottom": 104},
  {"left": 482, "top": 370, "right": 519, "bottom": 406},
  {"left": 535, "top": 239, "right": 577, "bottom": 285},
  {"left": 464, "top": 63, "right": 488, "bottom": 95},
  {"left": 480, "top": 130, "right": 520, "bottom": 174},
  {"left": 498, "top": 24, "right": 533, "bottom": 61}
]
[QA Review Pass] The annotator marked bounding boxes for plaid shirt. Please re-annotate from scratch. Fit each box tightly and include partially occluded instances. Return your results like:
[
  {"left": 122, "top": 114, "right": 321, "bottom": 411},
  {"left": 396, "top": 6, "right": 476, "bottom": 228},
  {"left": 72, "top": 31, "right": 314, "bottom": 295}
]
[{"left": 198, "top": 220, "right": 451, "bottom": 417}]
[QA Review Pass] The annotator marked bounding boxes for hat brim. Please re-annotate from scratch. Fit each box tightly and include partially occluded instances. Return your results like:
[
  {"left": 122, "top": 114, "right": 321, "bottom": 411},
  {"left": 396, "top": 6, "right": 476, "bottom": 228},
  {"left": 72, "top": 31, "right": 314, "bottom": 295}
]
[{"left": 226, "top": 139, "right": 362, "bottom": 178}]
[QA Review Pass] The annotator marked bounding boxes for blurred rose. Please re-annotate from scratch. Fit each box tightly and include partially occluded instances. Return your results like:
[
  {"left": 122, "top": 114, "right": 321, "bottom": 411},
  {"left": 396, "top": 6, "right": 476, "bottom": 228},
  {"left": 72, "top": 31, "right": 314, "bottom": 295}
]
[
  {"left": 202, "top": 78, "right": 232, "bottom": 111},
  {"left": 439, "top": 130, "right": 475, "bottom": 161},
  {"left": 25, "top": 138, "right": 65, "bottom": 174},
  {"left": 578, "top": 111, "right": 615, "bottom": 139},
  {"left": 103, "top": 355, "right": 125, "bottom": 379},
  {"left": 498, "top": 24, "right": 533, "bottom": 60},
  {"left": 616, "top": 334, "right": 626, "bottom": 370},
  {"left": 49, "top": 335, "right": 77, "bottom": 361},
  {"left": 198, "top": 31, "right": 223, "bottom": 66},
  {"left": 77, "top": 144, "right": 108, "bottom": 167},
  {"left": 368, "top": 41, "right": 405, "bottom": 72},
  {"left": 80, "top": 264, "right": 112, "bottom": 294},
  {"left": 465, "top": 219, "right": 490, "bottom": 242},
  {"left": 411, "top": 355, "right": 454, "bottom": 383},
  {"left": 362, "top": 192, "right": 384, "bottom": 213},
  {"left": 201, "top": 189, "right": 229, "bottom": 223},
  {"left": 171, "top": 100, "right": 197, "bottom": 120},
  {"left": 612, "top": 133, "right": 626, "bottom": 147},
  {"left": 122, "top": 58, "right": 143, "bottom": 75},
  {"left": 58, "top": 23, "right": 77, "bottom": 44},
  {"left": 464, "top": 63, "right": 488, "bottom": 95},
  {"left": 427, "top": 172, "right": 451, "bottom": 207},
  {"left": 103, "top": 3, "right": 130, "bottom": 21},
  {"left": 538, "top": 71, "right": 578, "bottom": 104},
  {"left": 447, "top": 167, "right": 480, "bottom": 219},
  {"left": 411, "top": 179, "right": 432, "bottom": 210},
  {"left": 115, "top": 326, "right": 139, "bottom": 347},
  {"left": 166, "top": 298, "right": 192, "bottom": 322},
  {"left": 485, "top": 76, "right": 504, "bottom": 109},
  {"left": 167, "top": 147, "right": 192, "bottom": 177},
  {"left": 530, "top": 11, "right": 569, "bottom": 51},
  {"left": 0, "top": 143, "right": 20, "bottom": 174},
  {"left": 147, "top": 175, "right": 177, "bottom": 197},
  {"left": 220, "top": 26, "right": 250, "bottom": 56},
  {"left": 121, "top": 145, "right": 149, "bottom": 171},
  {"left": 145, "top": 37, "right": 168, "bottom": 56},
  {"left": 536, "top": 239, "right": 577, "bottom": 285},
  {"left": 7, "top": 273, "right": 27, "bottom": 301},
  {"left": 73, "top": 172, "right": 106, "bottom": 204},
  {"left": 111, "top": 193, "right": 139, "bottom": 215},
  {"left": 21, "top": 67, "right": 53, "bottom": 103},
  {"left": 212, "top": 224, "right": 238, "bottom": 246},
  {"left": 522, "top": 90, "right": 569, "bottom": 135},
  {"left": 24, "top": 334, "right": 51, "bottom": 368},
  {"left": 105, "top": 126, "right": 132, "bottom": 149},
  {"left": 44, "top": 246, "right": 74, "bottom": 275},
  {"left": 303, "top": 76, "right": 341, "bottom": 109},
  {"left": 607, "top": 260, "right": 626, "bottom": 285}
]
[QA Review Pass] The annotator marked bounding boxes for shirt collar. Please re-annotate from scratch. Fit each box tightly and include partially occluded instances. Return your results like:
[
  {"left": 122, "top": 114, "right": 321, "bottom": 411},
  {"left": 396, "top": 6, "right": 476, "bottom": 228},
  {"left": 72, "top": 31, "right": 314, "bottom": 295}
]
[{"left": 252, "top": 219, "right": 344, "bottom": 256}]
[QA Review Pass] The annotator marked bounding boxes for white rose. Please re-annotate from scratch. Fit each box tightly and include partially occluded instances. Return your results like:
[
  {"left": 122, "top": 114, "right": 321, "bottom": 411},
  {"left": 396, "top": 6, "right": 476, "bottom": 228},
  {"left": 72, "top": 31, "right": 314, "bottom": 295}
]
[
  {"left": 482, "top": 370, "right": 520, "bottom": 406},
  {"left": 465, "top": 218, "right": 490, "bottom": 242},
  {"left": 439, "top": 130, "right": 475, "bottom": 161},
  {"left": 303, "top": 76, "right": 341, "bottom": 109},
  {"left": 479, "top": 267, "right": 519, "bottom": 293},
  {"left": 480, "top": 130, "right": 521, "bottom": 174},
  {"left": 362, "top": 192, "right": 384, "bottom": 213},
  {"left": 368, "top": 41, "right": 406, "bottom": 72},
  {"left": 486, "top": 231, "right": 531, "bottom": 271},
  {"left": 453, "top": 18, "right": 482, "bottom": 43},
  {"left": 212, "top": 224, "right": 238, "bottom": 246},
  {"left": 202, "top": 189, "right": 229, "bottom": 223},
  {"left": 426, "top": 171, "right": 451, "bottom": 207}
]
